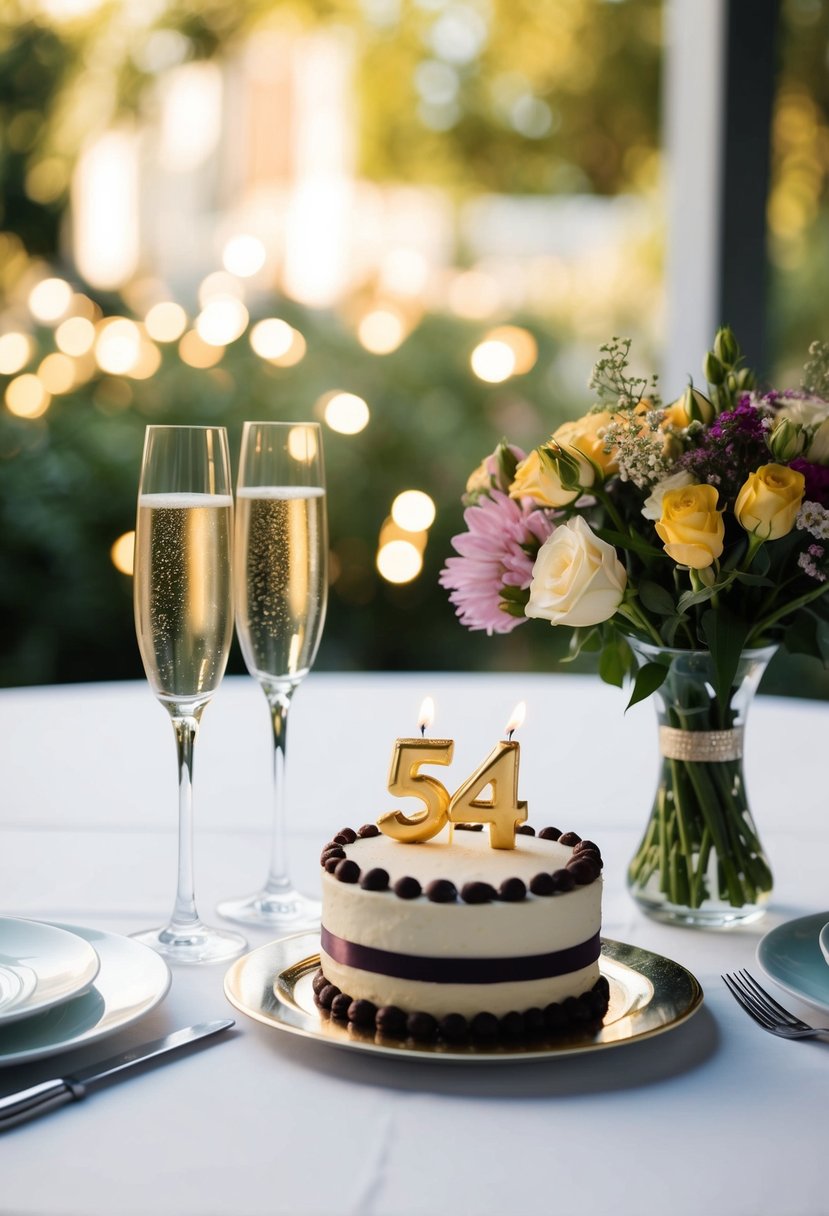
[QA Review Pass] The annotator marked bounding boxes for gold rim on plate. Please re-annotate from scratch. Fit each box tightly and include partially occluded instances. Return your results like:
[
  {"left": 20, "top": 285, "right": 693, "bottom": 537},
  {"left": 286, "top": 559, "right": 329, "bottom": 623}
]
[{"left": 223, "top": 933, "right": 703, "bottom": 1063}]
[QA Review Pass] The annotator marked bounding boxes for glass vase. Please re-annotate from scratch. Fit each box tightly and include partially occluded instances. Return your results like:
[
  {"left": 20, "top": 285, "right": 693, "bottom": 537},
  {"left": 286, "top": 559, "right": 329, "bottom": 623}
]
[{"left": 627, "top": 641, "right": 776, "bottom": 928}]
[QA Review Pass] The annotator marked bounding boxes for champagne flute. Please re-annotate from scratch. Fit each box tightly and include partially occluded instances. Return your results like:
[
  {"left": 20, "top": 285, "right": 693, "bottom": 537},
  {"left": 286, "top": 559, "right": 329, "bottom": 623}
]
[
  {"left": 133, "top": 425, "right": 247, "bottom": 964},
  {"left": 217, "top": 421, "right": 328, "bottom": 929}
]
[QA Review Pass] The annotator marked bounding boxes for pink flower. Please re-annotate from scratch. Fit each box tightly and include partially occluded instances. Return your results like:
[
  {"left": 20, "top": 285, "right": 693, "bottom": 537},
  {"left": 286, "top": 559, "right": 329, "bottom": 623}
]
[{"left": 439, "top": 491, "right": 554, "bottom": 634}]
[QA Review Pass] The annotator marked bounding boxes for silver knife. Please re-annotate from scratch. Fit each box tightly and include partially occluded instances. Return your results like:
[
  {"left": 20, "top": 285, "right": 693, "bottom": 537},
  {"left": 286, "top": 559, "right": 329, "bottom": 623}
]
[{"left": 0, "top": 1019, "right": 234, "bottom": 1131}]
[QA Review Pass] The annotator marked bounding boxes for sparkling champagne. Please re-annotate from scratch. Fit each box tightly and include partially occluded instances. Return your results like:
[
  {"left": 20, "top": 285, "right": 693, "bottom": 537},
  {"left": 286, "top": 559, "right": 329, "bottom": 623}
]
[
  {"left": 134, "top": 492, "right": 234, "bottom": 704},
  {"left": 234, "top": 486, "right": 327, "bottom": 685}
]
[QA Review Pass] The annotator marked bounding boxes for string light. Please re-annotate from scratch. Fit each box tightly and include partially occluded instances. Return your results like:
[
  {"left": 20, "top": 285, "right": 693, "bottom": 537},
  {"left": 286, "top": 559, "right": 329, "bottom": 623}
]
[
  {"left": 28, "top": 278, "right": 73, "bottom": 324},
  {"left": 376, "top": 539, "right": 423, "bottom": 584},
  {"left": 321, "top": 391, "right": 370, "bottom": 434},
  {"left": 391, "top": 490, "right": 436, "bottom": 531},
  {"left": 0, "top": 333, "right": 33, "bottom": 375},
  {"left": 5, "top": 374, "right": 51, "bottom": 418},
  {"left": 145, "top": 302, "right": 187, "bottom": 343}
]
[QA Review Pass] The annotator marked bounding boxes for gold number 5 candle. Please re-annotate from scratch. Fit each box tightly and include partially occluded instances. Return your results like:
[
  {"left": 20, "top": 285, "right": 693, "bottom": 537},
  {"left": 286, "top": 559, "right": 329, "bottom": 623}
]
[
  {"left": 377, "top": 698, "right": 454, "bottom": 843},
  {"left": 448, "top": 702, "right": 528, "bottom": 848}
]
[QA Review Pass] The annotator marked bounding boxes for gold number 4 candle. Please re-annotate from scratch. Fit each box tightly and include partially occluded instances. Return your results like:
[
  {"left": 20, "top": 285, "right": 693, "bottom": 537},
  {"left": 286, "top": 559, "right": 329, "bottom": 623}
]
[
  {"left": 377, "top": 700, "right": 528, "bottom": 849},
  {"left": 448, "top": 702, "right": 527, "bottom": 849}
]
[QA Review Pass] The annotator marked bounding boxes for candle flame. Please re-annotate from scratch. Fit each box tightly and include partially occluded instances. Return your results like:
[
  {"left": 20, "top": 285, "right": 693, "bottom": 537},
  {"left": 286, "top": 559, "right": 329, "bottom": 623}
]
[
  {"left": 417, "top": 696, "right": 435, "bottom": 734},
  {"left": 505, "top": 701, "right": 526, "bottom": 737}
]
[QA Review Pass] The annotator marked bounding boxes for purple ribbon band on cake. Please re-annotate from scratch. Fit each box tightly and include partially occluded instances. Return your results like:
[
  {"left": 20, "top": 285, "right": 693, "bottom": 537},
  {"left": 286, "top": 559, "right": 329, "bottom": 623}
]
[{"left": 320, "top": 926, "right": 601, "bottom": 984}]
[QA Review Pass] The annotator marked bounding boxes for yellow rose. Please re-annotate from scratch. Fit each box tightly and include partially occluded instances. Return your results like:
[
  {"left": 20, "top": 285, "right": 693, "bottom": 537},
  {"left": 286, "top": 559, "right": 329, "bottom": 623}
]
[
  {"left": 552, "top": 410, "right": 618, "bottom": 477},
  {"left": 662, "top": 386, "right": 715, "bottom": 429},
  {"left": 734, "top": 464, "right": 805, "bottom": 540},
  {"left": 503, "top": 445, "right": 581, "bottom": 505},
  {"left": 510, "top": 411, "right": 616, "bottom": 508},
  {"left": 655, "top": 484, "right": 724, "bottom": 569}
]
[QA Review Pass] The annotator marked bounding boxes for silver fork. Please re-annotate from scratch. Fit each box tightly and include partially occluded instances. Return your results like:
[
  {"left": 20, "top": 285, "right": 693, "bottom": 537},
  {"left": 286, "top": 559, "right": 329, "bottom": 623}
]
[{"left": 722, "top": 969, "right": 829, "bottom": 1040}]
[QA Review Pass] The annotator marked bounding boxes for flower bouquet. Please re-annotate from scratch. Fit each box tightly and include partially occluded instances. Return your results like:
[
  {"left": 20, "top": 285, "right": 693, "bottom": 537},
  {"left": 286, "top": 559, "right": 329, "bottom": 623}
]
[{"left": 441, "top": 331, "right": 829, "bottom": 925}]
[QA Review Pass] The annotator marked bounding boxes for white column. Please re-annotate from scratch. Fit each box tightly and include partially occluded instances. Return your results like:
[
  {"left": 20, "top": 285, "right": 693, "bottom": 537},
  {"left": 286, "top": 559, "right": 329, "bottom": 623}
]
[{"left": 662, "top": 0, "right": 727, "bottom": 394}]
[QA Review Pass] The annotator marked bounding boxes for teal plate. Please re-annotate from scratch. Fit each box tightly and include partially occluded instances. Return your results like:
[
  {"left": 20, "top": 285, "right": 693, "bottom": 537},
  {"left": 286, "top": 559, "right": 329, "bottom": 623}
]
[{"left": 757, "top": 912, "right": 829, "bottom": 1015}]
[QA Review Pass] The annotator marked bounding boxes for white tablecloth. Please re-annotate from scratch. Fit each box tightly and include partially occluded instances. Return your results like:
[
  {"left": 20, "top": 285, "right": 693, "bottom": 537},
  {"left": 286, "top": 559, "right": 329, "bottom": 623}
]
[{"left": 0, "top": 672, "right": 826, "bottom": 1216}]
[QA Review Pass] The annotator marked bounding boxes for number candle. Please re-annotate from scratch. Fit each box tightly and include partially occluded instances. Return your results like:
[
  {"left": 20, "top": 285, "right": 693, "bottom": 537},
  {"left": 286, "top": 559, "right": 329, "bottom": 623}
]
[
  {"left": 448, "top": 702, "right": 528, "bottom": 849},
  {"left": 377, "top": 698, "right": 454, "bottom": 843}
]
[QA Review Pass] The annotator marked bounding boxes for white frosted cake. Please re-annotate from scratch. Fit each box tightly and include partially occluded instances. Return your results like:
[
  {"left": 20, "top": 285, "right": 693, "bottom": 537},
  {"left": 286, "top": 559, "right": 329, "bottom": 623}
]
[{"left": 314, "top": 823, "right": 607, "bottom": 1044}]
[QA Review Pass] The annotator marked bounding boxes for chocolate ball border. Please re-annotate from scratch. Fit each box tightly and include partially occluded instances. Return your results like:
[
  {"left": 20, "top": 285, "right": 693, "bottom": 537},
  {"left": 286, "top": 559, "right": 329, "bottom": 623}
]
[
  {"left": 319, "top": 824, "right": 603, "bottom": 903},
  {"left": 312, "top": 968, "right": 611, "bottom": 1045}
]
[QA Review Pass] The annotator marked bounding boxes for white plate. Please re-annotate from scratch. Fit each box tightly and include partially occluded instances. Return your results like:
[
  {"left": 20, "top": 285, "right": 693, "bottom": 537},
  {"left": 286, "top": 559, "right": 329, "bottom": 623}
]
[
  {"left": 0, "top": 923, "right": 171, "bottom": 1067},
  {"left": 0, "top": 918, "right": 100, "bottom": 1025},
  {"left": 224, "top": 933, "right": 703, "bottom": 1064},
  {"left": 756, "top": 912, "right": 829, "bottom": 1015}
]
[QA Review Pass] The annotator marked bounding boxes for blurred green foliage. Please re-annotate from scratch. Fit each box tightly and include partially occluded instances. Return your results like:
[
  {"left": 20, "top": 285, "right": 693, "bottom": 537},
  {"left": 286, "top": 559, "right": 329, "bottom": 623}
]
[{"left": 1, "top": 0, "right": 829, "bottom": 697}]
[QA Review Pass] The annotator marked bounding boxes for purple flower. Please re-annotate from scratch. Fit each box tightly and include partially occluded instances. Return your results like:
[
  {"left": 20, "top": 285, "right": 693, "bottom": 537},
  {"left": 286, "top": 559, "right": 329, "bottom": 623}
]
[
  {"left": 439, "top": 491, "right": 554, "bottom": 634},
  {"left": 790, "top": 458, "right": 829, "bottom": 507},
  {"left": 680, "top": 399, "right": 773, "bottom": 505}
]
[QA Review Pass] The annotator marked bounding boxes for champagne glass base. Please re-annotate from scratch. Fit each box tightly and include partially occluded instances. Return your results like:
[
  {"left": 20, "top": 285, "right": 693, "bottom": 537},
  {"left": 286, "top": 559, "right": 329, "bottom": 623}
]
[
  {"left": 132, "top": 921, "right": 247, "bottom": 965},
  {"left": 217, "top": 888, "right": 321, "bottom": 931}
]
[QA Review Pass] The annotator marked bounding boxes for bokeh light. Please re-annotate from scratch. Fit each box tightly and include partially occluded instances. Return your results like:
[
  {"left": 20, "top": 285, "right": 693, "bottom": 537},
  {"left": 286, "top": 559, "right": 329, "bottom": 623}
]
[
  {"left": 0, "top": 333, "right": 34, "bottom": 375},
  {"left": 179, "top": 330, "right": 225, "bottom": 369},
  {"left": 322, "top": 391, "right": 370, "bottom": 434},
  {"left": 38, "top": 352, "right": 76, "bottom": 394},
  {"left": 145, "top": 302, "right": 187, "bottom": 343},
  {"left": 95, "top": 318, "right": 142, "bottom": 375},
  {"left": 486, "top": 325, "right": 538, "bottom": 374},
  {"left": 196, "top": 297, "right": 249, "bottom": 347},
  {"left": 470, "top": 338, "right": 516, "bottom": 383},
  {"left": 55, "top": 316, "right": 96, "bottom": 356},
  {"left": 250, "top": 318, "right": 294, "bottom": 360},
  {"left": 222, "top": 234, "right": 266, "bottom": 278},
  {"left": 110, "top": 531, "right": 135, "bottom": 576},
  {"left": 391, "top": 490, "right": 436, "bottom": 531},
  {"left": 28, "top": 278, "right": 73, "bottom": 324},
  {"left": 198, "top": 272, "right": 244, "bottom": 307},
  {"left": 5, "top": 374, "right": 51, "bottom": 418},
  {"left": 357, "top": 308, "right": 407, "bottom": 354},
  {"left": 129, "top": 339, "right": 163, "bottom": 380},
  {"left": 287, "top": 426, "right": 319, "bottom": 463},
  {"left": 376, "top": 539, "right": 423, "bottom": 584}
]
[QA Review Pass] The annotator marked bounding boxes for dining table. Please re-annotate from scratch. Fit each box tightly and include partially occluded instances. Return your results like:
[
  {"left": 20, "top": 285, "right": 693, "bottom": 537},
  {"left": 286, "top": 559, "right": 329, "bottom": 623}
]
[{"left": 0, "top": 669, "right": 826, "bottom": 1216}]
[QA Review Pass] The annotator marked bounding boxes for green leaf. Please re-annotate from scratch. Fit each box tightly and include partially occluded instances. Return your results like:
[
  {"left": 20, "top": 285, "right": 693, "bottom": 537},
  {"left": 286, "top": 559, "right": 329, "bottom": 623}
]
[
  {"left": 701, "top": 606, "right": 751, "bottom": 710},
  {"left": 661, "top": 613, "right": 689, "bottom": 646},
  {"left": 596, "top": 527, "right": 663, "bottom": 560},
  {"left": 677, "top": 585, "right": 718, "bottom": 612},
  {"left": 599, "top": 638, "right": 632, "bottom": 688},
  {"left": 499, "top": 584, "right": 529, "bottom": 605},
  {"left": 783, "top": 614, "right": 820, "bottom": 660},
  {"left": 733, "top": 571, "right": 774, "bottom": 588},
  {"left": 625, "top": 661, "right": 668, "bottom": 711},
  {"left": 637, "top": 580, "right": 677, "bottom": 617}
]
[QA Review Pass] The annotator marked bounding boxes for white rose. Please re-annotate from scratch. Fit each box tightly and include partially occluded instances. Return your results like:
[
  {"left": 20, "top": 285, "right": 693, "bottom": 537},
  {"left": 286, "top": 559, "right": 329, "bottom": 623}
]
[
  {"left": 525, "top": 516, "right": 627, "bottom": 628},
  {"left": 641, "top": 470, "right": 695, "bottom": 521},
  {"left": 776, "top": 394, "right": 829, "bottom": 429}
]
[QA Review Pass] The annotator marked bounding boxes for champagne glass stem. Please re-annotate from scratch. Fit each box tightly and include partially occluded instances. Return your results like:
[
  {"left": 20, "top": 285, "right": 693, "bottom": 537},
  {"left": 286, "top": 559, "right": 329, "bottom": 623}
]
[
  {"left": 168, "top": 711, "right": 202, "bottom": 934},
  {"left": 264, "top": 687, "right": 294, "bottom": 896}
]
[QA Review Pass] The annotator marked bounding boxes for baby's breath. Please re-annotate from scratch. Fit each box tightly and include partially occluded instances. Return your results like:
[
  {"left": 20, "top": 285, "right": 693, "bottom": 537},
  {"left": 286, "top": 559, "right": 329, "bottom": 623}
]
[
  {"left": 588, "top": 337, "right": 662, "bottom": 411},
  {"left": 601, "top": 415, "right": 674, "bottom": 489},
  {"left": 796, "top": 500, "right": 829, "bottom": 540}
]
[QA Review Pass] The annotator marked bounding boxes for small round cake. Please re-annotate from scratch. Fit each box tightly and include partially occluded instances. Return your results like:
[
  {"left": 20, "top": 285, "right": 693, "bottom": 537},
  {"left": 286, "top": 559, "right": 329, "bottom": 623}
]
[{"left": 316, "top": 823, "right": 608, "bottom": 1043}]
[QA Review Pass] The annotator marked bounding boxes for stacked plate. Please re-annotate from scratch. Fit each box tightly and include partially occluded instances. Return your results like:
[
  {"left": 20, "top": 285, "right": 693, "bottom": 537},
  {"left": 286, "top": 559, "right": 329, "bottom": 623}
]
[
  {"left": 0, "top": 918, "right": 170, "bottom": 1066},
  {"left": 757, "top": 911, "right": 829, "bottom": 1016}
]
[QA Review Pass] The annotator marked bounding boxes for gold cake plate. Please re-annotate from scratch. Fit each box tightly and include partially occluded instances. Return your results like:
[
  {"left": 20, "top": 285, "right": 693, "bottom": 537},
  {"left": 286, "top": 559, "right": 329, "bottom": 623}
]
[{"left": 223, "top": 932, "right": 703, "bottom": 1064}]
